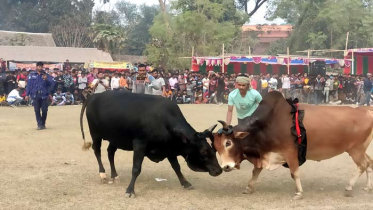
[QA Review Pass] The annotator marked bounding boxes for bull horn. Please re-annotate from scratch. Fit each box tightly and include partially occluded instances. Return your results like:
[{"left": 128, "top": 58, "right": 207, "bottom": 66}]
[
  {"left": 218, "top": 120, "right": 228, "bottom": 130},
  {"left": 207, "top": 124, "right": 217, "bottom": 133}
]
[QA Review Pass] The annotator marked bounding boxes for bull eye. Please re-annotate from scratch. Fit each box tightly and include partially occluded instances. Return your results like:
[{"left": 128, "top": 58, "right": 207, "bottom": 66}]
[
  {"left": 225, "top": 140, "right": 232, "bottom": 147},
  {"left": 201, "top": 150, "right": 207, "bottom": 155}
]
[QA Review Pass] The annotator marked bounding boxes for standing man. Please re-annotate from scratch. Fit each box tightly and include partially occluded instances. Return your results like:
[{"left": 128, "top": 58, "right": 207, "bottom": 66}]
[
  {"left": 226, "top": 75, "right": 262, "bottom": 126},
  {"left": 132, "top": 64, "right": 155, "bottom": 94},
  {"left": 359, "top": 73, "right": 372, "bottom": 107},
  {"left": 151, "top": 69, "right": 166, "bottom": 96},
  {"left": 92, "top": 72, "right": 109, "bottom": 94},
  {"left": 26, "top": 62, "right": 55, "bottom": 130}
]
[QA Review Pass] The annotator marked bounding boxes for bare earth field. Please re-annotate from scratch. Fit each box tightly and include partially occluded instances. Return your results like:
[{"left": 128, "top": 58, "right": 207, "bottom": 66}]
[{"left": 1, "top": 104, "right": 373, "bottom": 210}]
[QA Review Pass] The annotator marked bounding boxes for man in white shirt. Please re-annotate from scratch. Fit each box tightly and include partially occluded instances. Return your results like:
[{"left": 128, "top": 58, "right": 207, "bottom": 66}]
[
  {"left": 7, "top": 86, "right": 23, "bottom": 107},
  {"left": 281, "top": 74, "right": 291, "bottom": 98},
  {"left": 202, "top": 74, "right": 210, "bottom": 94},
  {"left": 151, "top": 70, "right": 166, "bottom": 96},
  {"left": 92, "top": 72, "right": 109, "bottom": 94},
  {"left": 110, "top": 73, "right": 121, "bottom": 91},
  {"left": 268, "top": 75, "right": 278, "bottom": 92},
  {"left": 168, "top": 74, "right": 178, "bottom": 91}
]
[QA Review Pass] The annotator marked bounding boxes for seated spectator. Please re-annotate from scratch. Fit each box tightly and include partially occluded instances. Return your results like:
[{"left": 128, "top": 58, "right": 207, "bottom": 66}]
[
  {"left": 52, "top": 89, "right": 66, "bottom": 106},
  {"left": 182, "top": 90, "right": 191, "bottom": 104},
  {"left": 195, "top": 90, "right": 208, "bottom": 104},
  {"left": 0, "top": 93, "right": 8, "bottom": 106},
  {"left": 175, "top": 91, "right": 184, "bottom": 104},
  {"left": 7, "top": 86, "right": 23, "bottom": 107},
  {"left": 223, "top": 89, "right": 229, "bottom": 104},
  {"left": 164, "top": 87, "right": 172, "bottom": 99},
  {"left": 65, "top": 90, "right": 75, "bottom": 105},
  {"left": 73, "top": 89, "right": 79, "bottom": 104}
]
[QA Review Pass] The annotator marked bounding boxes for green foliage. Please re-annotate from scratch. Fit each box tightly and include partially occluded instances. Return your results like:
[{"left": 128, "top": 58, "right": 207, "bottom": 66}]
[
  {"left": 268, "top": 0, "right": 373, "bottom": 54},
  {"left": 0, "top": 0, "right": 94, "bottom": 33},
  {"left": 145, "top": 0, "right": 248, "bottom": 69},
  {"left": 92, "top": 24, "right": 126, "bottom": 54}
]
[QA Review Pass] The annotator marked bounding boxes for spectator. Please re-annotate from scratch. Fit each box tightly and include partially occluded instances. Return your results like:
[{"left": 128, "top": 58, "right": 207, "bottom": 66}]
[
  {"left": 64, "top": 90, "right": 74, "bottom": 105},
  {"left": 359, "top": 73, "right": 372, "bottom": 107},
  {"left": 282, "top": 74, "right": 291, "bottom": 99},
  {"left": 7, "top": 85, "right": 23, "bottom": 107},
  {"left": 0, "top": 70, "right": 6, "bottom": 96},
  {"left": 164, "top": 87, "right": 173, "bottom": 99},
  {"left": 268, "top": 75, "right": 278, "bottom": 92},
  {"left": 324, "top": 76, "right": 332, "bottom": 103},
  {"left": 132, "top": 64, "right": 156, "bottom": 94},
  {"left": 110, "top": 73, "right": 120, "bottom": 91},
  {"left": 169, "top": 74, "right": 178, "bottom": 91},
  {"left": 92, "top": 72, "right": 109, "bottom": 94},
  {"left": 175, "top": 91, "right": 184, "bottom": 104},
  {"left": 119, "top": 73, "right": 128, "bottom": 90},
  {"left": 87, "top": 70, "right": 95, "bottom": 86},
  {"left": 71, "top": 69, "right": 79, "bottom": 93},
  {"left": 55, "top": 71, "right": 65, "bottom": 91},
  {"left": 6, "top": 71, "right": 17, "bottom": 95},
  {"left": 78, "top": 72, "right": 88, "bottom": 103},
  {"left": 52, "top": 89, "right": 66, "bottom": 106},
  {"left": 0, "top": 93, "right": 6, "bottom": 106},
  {"left": 63, "top": 70, "right": 73, "bottom": 93},
  {"left": 202, "top": 74, "right": 210, "bottom": 94},
  {"left": 17, "top": 69, "right": 28, "bottom": 88},
  {"left": 182, "top": 90, "right": 191, "bottom": 104},
  {"left": 208, "top": 73, "right": 218, "bottom": 100},
  {"left": 216, "top": 73, "right": 225, "bottom": 105},
  {"left": 261, "top": 76, "right": 268, "bottom": 96},
  {"left": 250, "top": 75, "right": 257, "bottom": 90},
  {"left": 151, "top": 69, "right": 166, "bottom": 96},
  {"left": 195, "top": 89, "right": 207, "bottom": 104},
  {"left": 126, "top": 72, "right": 133, "bottom": 92},
  {"left": 313, "top": 74, "right": 325, "bottom": 105}
]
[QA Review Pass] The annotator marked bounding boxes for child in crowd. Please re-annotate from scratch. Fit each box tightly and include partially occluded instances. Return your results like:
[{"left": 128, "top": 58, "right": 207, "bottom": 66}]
[
  {"left": 0, "top": 94, "right": 7, "bottom": 106},
  {"left": 175, "top": 91, "right": 183, "bottom": 104},
  {"left": 65, "top": 90, "right": 75, "bottom": 105}
]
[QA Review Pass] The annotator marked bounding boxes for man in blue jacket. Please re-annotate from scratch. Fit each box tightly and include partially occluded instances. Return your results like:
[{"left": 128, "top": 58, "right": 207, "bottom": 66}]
[
  {"left": 26, "top": 62, "right": 55, "bottom": 130},
  {"left": 359, "top": 73, "right": 372, "bottom": 107}
]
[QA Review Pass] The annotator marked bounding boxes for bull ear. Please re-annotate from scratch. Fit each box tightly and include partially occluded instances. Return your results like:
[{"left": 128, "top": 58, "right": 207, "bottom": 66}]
[{"left": 234, "top": 131, "right": 249, "bottom": 139}]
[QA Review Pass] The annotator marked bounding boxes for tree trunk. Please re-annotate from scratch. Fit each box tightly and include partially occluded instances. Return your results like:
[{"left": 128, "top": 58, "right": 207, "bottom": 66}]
[{"left": 158, "top": 0, "right": 171, "bottom": 34}]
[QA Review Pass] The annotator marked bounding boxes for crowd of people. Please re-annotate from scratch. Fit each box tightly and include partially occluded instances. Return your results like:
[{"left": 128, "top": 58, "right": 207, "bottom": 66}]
[{"left": 0, "top": 62, "right": 373, "bottom": 107}]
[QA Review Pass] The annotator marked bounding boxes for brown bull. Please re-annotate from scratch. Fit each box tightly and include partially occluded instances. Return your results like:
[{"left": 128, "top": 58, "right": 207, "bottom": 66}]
[{"left": 213, "top": 91, "right": 373, "bottom": 199}]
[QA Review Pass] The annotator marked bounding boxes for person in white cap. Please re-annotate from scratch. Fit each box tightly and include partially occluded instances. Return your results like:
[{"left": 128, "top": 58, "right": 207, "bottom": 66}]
[{"left": 226, "top": 74, "right": 262, "bottom": 126}]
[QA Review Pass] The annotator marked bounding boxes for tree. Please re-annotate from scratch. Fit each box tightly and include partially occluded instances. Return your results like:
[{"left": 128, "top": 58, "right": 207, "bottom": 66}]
[
  {"left": 145, "top": 0, "right": 248, "bottom": 68},
  {"left": 236, "top": 0, "right": 268, "bottom": 17},
  {"left": 51, "top": 16, "right": 94, "bottom": 48},
  {"left": 92, "top": 24, "right": 126, "bottom": 55}
]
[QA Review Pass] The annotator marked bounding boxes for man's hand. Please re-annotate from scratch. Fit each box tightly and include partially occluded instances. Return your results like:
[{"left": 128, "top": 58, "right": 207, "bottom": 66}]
[{"left": 25, "top": 96, "right": 29, "bottom": 101}]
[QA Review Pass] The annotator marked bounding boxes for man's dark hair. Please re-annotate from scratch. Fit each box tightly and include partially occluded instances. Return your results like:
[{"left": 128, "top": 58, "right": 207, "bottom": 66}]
[
  {"left": 22, "top": 68, "right": 27, "bottom": 72},
  {"left": 152, "top": 69, "right": 159, "bottom": 74},
  {"left": 36, "top": 62, "right": 44, "bottom": 67},
  {"left": 237, "top": 74, "right": 248, "bottom": 78},
  {"left": 138, "top": 64, "right": 146, "bottom": 68}
]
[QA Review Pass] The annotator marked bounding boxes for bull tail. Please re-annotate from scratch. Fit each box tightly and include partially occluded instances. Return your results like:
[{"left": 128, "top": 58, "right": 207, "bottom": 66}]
[{"left": 80, "top": 97, "right": 92, "bottom": 151}]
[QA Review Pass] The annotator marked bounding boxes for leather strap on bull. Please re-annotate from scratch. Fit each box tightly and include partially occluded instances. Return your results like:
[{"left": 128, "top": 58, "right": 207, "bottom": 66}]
[{"left": 283, "top": 98, "right": 307, "bottom": 168}]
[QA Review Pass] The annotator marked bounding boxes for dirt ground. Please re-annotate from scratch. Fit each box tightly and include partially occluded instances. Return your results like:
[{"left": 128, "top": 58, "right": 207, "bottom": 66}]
[{"left": 1, "top": 104, "right": 373, "bottom": 210}]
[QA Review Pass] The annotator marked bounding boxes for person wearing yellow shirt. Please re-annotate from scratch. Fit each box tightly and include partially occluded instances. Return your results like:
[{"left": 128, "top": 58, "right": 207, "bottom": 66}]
[{"left": 0, "top": 94, "right": 6, "bottom": 106}]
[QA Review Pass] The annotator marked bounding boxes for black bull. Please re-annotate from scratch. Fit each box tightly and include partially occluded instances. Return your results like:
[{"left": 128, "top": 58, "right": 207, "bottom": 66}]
[{"left": 80, "top": 91, "right": 222, "bottom": 197}]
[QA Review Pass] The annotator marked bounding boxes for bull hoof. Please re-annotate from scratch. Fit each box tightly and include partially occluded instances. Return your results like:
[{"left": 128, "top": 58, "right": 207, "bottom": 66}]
[
  {"left": 108, "top": 176, "right": 120, "bottom": 185},
  {"left": 292, "top": 193, "right": 303, "bottom": 200},
  {"left": 99, "top": 173, "right": 107, "bottom": 184},
  {"left": 242, "top": 186, "right": 255, "bottom": 194},
  {"left": 184, "top": 185, "right": 195, "bottom": 190},
  {"left": 182, "top": 182, "right": 194, "bottom": 190},
  {"left": 344, "top": 190, "right": 354, "bottom": 197},
  {"left": 125, "top": 193, "right": 136, "bottom": 198},
  {"left": 363, "top": 187, "right": 372, "bottom": 193}
]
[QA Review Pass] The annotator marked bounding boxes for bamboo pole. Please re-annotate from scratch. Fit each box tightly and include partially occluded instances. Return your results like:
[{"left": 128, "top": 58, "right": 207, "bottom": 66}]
[
  {"left": 222, "top": 43, "right": 225, "bottom": 73},
  {"left": 307, "top": 49, "right": 310, "bottom": 75},
  {"left": 345, "top": 32, "right": 350, "bottom": 52},
  {"left": 352, "top": 50, "right": 354, "bottom": 75},
  {"left": 190, "top": 46, "right": 194, "bottom": 70},
  {"left": 287, "top": 47, "right": 290, "bottom": 74},
  {"left": 249, "top": 46, "right": 251, "bottom": 56}
]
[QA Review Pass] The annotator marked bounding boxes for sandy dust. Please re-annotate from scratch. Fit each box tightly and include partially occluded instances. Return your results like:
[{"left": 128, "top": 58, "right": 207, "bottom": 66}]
[{"left": 1, "top": 104, "right": 373, "bottom": 210}]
